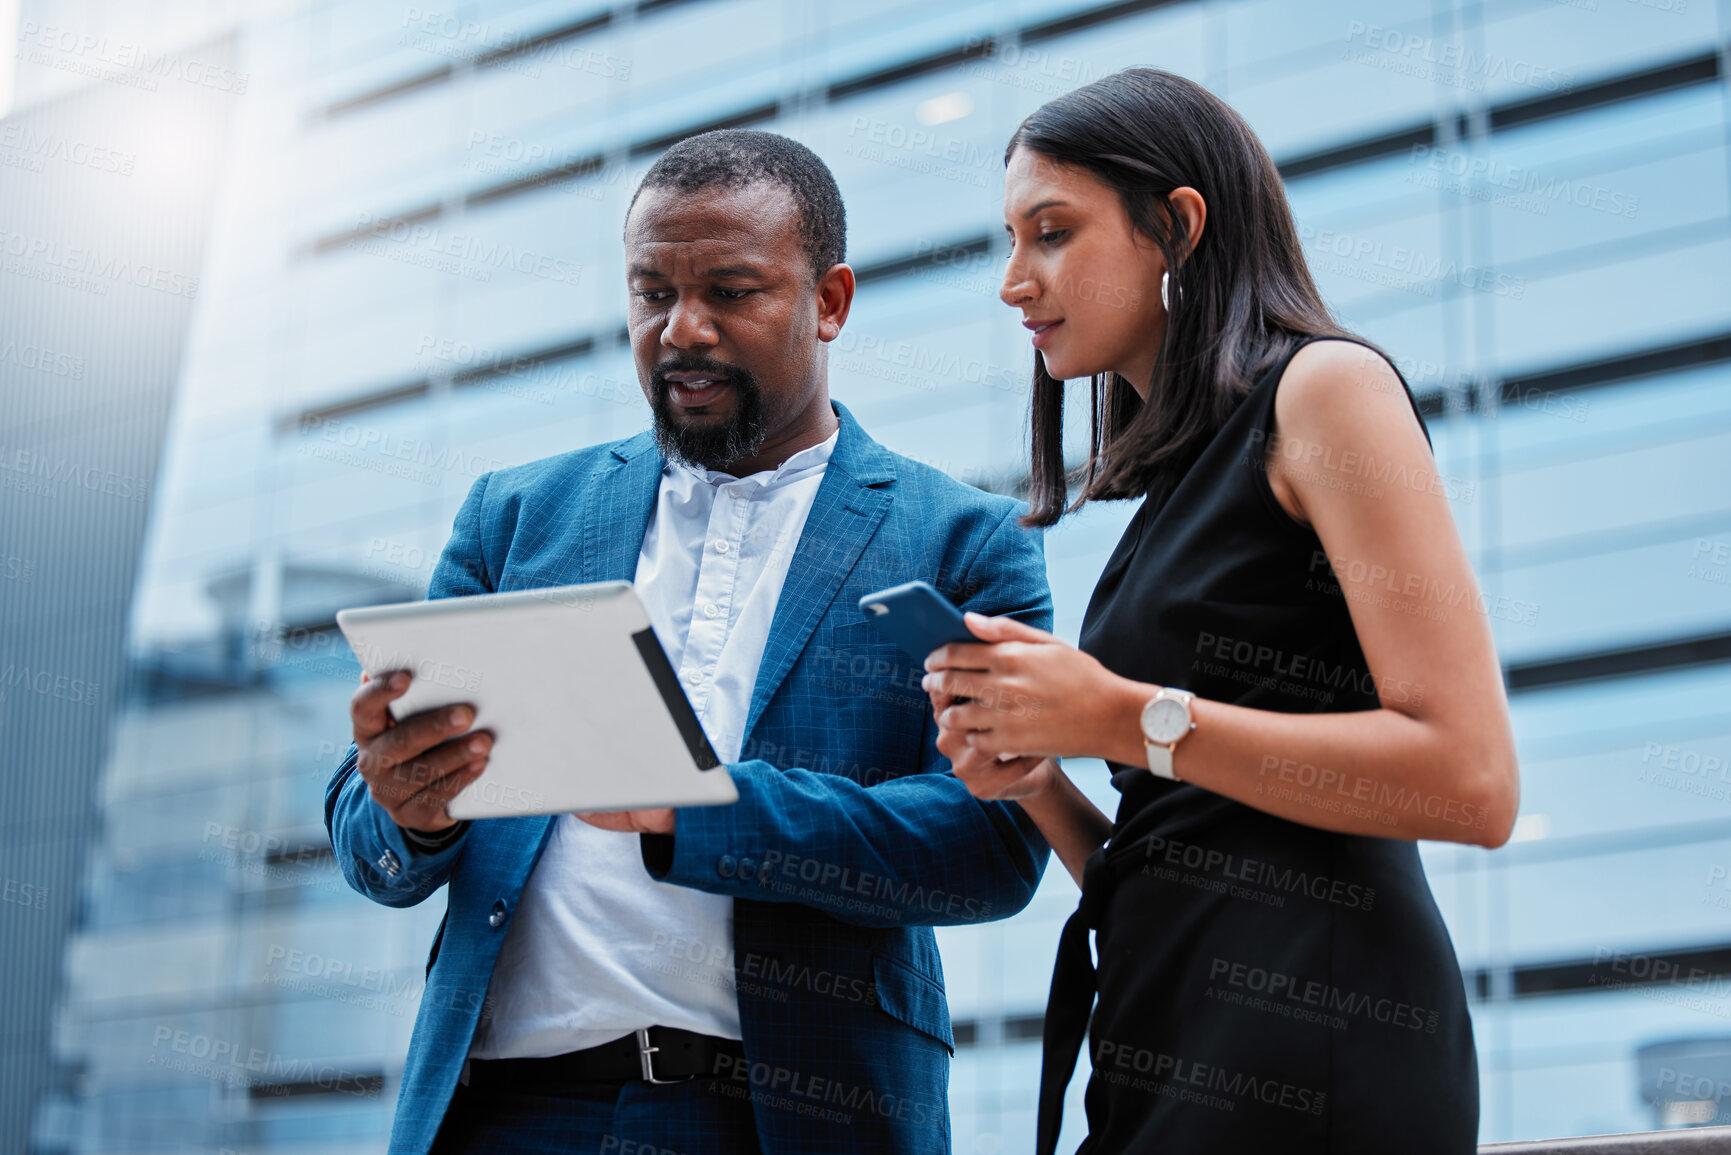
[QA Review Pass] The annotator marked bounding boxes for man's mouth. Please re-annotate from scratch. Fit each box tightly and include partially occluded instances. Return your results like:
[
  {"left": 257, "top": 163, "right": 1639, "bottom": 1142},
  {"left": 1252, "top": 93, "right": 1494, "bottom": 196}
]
[{"left": 663, "top": 371, "right": 732, "bottom": 408}]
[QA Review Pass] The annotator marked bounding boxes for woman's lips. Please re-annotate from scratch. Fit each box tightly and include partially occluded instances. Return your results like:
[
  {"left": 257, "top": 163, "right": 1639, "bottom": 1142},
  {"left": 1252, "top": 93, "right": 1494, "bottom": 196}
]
[{"left": 1028, "top": 319, "right": 1063, "bottom": 350}]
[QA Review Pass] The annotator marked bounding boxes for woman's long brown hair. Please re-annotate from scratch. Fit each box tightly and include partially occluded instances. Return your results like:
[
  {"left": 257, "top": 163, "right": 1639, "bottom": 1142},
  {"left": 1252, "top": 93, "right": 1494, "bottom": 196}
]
[{"left": 1010, "top": 68, "right": 1366, "bottom": 527}]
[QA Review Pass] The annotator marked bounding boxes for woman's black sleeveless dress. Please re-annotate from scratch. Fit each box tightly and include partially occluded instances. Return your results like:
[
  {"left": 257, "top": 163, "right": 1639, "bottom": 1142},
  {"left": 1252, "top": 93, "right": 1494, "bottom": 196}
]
[{"left": 1035, "top": 337, "right": 1478, "bottom": 1155}]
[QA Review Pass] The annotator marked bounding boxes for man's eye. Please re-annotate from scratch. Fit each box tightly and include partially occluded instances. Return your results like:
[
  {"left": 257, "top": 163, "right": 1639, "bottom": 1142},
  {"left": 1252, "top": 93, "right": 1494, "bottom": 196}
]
[
  {"left": 634, "top": 289, "right": 671, "bottom": 302},
  {"left": 716, "top": 288, "right": 754, "bottom": 300}
]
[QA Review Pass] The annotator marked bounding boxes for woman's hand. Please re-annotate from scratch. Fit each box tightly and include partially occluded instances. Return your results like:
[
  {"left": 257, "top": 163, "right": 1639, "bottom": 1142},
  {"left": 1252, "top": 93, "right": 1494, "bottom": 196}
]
[
  {"left": 923, "top": 613, "right": 1135, "bottom": 764},
  {"left": 948, "top": 741, "right": 1114, "bottom": 888},
  {"left": 948, "top": 751, "right": 1063, "bottom": 801}
]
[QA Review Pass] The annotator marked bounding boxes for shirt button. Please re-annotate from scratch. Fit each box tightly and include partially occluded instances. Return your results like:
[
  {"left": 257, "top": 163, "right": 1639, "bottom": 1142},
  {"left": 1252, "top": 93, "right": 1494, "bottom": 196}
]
[
  {"left": 717, "top": 854, "right": 737, "bottom": 879},
  {"left": 714, "top": 540, "right": 729, "bottom": 554},
  {"left": 702, "top": 603, "right": 720, "bottom": 619},
  {"left": 683, "top": 668, "right": 703, "bottom": 684},
  {"left": 488, "top": 900, "right": 507, "bottom": 929}
]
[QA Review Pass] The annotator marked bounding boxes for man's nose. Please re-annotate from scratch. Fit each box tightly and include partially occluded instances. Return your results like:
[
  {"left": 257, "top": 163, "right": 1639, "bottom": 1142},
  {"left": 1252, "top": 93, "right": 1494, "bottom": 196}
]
[{"left": 662, "top": 297, "right": 719, "bottom": 349}]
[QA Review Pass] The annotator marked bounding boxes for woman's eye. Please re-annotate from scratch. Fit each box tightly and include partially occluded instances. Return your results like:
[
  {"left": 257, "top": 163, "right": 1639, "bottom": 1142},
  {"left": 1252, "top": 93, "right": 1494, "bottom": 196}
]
[{"left": 1039, "top": 229, "right": 1069, "bottom": 246}]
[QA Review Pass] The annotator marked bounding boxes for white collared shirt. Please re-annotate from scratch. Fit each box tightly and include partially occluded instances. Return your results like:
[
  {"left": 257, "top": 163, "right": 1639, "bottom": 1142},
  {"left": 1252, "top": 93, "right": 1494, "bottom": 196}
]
[{"left": 468, "top": 428, "right": 839, "bottom": 1059}]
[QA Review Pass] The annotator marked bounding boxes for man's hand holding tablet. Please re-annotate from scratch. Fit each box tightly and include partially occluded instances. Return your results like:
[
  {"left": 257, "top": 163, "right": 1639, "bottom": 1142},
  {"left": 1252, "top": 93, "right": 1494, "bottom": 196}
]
[
  {"left": 337, "top": 581, "right": 736, "bottom": 825},
  {"left": 350, "top": 669, "right": 492, "bottom": 835}
]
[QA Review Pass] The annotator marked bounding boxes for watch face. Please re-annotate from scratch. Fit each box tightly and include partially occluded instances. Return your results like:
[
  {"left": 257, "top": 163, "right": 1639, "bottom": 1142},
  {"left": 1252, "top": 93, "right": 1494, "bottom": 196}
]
[{"left": 1142, "top": 696, "right": 1189, "bottom": 745}]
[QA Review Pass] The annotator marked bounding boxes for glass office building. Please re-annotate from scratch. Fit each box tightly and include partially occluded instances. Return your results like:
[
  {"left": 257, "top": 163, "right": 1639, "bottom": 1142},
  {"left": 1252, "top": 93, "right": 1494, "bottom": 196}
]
[{"left": 11, "top": 0, "right": 1731, "bottom": 1150}]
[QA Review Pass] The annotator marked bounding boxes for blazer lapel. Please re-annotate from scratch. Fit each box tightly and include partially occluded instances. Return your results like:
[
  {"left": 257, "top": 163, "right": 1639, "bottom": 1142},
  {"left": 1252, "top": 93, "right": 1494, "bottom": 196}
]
[
  {"left": 743, "top": 403, "right": 896, "bottom": 742},
  {"left": 583, "top": 434, "right": 663, "bottom": 582}
]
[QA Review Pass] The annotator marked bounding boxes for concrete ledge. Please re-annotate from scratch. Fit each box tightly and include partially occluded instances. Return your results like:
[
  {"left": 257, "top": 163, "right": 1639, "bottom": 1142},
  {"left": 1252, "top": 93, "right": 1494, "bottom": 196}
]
[{"left": 1482, "top": 1128, "right": 1731, "bottom": 1153}]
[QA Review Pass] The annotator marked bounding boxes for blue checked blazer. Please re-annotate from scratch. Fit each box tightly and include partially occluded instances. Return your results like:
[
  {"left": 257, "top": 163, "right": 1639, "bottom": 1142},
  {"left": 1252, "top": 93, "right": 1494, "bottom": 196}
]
[{"left": 325, "top": 401, "right": 1053, "bottom": 1154}]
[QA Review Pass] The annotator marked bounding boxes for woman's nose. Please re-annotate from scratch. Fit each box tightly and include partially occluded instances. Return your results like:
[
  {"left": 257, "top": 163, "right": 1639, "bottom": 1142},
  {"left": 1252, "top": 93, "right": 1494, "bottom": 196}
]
[{"left": 1000, "top": 261, "right": 1036, "bottom": 308}]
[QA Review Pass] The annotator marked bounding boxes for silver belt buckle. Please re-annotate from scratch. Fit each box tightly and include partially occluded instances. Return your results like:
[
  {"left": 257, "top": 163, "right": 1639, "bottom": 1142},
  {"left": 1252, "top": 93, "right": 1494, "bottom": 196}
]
[{"left": 635, "top": 1027, "right": 691, "bottom": 1085}]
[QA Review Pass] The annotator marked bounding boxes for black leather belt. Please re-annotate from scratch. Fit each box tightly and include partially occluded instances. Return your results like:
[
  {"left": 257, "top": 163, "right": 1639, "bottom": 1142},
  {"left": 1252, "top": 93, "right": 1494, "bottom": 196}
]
[{"left": 466, "top": 1027, "right": 745, "bottom": 1093}]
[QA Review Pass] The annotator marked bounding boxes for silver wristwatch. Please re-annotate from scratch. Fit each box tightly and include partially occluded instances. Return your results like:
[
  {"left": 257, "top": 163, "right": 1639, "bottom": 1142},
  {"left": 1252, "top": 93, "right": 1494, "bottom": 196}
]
[{"left": 1140, "top": 687, "right": 1195, "bottom": 781}]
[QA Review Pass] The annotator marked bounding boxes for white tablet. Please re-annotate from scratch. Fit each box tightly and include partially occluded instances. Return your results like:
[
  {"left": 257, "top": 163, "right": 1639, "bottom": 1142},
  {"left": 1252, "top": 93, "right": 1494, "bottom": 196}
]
[{"left": 335, "top": 580, "right": 738, "bottom": 819}]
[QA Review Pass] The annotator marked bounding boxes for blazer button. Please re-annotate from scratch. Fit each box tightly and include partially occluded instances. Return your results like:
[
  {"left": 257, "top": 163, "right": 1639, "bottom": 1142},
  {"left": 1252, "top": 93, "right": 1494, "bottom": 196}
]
[
  {"left": 717, "top": 854, "right": 737, "bottom": 879},
  {"left": 737, "top": 857, "right": 757, "bottom": 882},
  {"left": 488, "top": 900, "right": 507, "bottom": 929}
]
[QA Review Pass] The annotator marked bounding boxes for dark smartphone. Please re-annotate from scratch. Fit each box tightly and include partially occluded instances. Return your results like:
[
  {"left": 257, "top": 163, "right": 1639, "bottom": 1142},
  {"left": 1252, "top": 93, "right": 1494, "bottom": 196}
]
[{"left": 858, "top": 580, "right": 977, "bottom": 662}]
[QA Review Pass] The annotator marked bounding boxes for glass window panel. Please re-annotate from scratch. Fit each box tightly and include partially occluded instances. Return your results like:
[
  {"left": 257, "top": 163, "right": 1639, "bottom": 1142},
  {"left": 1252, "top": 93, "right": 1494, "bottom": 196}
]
[
  {"left": 1224, "top": 0, "right": 1431, "bottom": 79},
  {"left": 1492, "top": 234, "right": 1731, "bottom": 372},
  {"left": 1496, "top": 407, "right": 1731, "bottom": 549},
  {"left": 1480, "top": 0, "right": 1721, "bottom": 100}
]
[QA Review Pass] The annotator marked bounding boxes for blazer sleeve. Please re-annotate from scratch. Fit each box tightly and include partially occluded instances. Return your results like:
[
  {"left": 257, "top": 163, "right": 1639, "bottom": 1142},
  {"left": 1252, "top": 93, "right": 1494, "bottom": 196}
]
[
  {"left": 642, "top": 504, "right": 1054, "bottom": 929},
  {"left": 324, "top": 472, "right": 495, "bottom": 907}
]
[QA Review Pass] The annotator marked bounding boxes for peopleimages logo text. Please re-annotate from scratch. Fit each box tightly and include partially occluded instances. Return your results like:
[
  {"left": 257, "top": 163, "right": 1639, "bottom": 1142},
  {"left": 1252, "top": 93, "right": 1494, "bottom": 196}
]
[
  {"left": 1343, "top": 22, "right": 1573, "bottom": 93},
  {"left": 17, "top": 21, "right": 249, "bottom": 92},
  {"left": 1139, "top": 834, "right": 1377, "bottom": 911},
  {"left": 1193, "top": 630, "right": 1424, "bottom": 707},
  {"left": 0, "top": 228, "right": 199, "bottom": 298}
]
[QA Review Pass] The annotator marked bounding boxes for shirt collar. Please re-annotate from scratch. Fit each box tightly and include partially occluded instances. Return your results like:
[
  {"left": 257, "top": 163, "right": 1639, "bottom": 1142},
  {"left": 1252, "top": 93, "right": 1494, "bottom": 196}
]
[{"left": 670, "top": 426, "right": 840, "bottom": 492}]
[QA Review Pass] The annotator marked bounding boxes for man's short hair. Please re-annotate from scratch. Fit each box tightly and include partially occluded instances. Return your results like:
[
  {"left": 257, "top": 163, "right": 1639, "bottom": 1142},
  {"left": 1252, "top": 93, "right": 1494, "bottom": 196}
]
[{"left": 628, "top": 129, "right": 846, "bottom": 281}]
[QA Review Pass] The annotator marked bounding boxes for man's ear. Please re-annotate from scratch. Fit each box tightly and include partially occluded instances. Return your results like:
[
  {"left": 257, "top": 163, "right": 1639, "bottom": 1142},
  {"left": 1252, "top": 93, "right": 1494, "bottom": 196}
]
[{"left": 815, "top": 263, "right": 856, "bottom": 343}]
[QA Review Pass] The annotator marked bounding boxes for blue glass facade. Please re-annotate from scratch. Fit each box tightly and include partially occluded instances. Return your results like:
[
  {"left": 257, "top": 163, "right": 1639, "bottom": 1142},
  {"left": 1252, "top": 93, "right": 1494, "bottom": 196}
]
[{"left": 6, "top": 0, "right": 1730, "bottom": 1150}]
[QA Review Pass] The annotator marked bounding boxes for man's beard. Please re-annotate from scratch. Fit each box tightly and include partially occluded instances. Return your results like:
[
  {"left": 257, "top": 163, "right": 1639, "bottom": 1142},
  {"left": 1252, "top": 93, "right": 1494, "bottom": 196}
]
[{"left": 648, "top": 354, "right": 768, "bottom": 471}]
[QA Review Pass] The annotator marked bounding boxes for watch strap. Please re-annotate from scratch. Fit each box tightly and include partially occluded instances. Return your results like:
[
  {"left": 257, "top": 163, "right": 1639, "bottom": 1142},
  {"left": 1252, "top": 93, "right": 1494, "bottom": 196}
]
[{"left": 1145, "top": 741, "right": 1179, "bottom": 781}]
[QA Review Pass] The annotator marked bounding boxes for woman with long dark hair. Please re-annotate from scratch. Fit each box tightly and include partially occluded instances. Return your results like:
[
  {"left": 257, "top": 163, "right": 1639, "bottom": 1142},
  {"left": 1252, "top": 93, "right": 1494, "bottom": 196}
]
[{"left": 922, "top": 69, "right": 1517, "bottom": 1153}]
